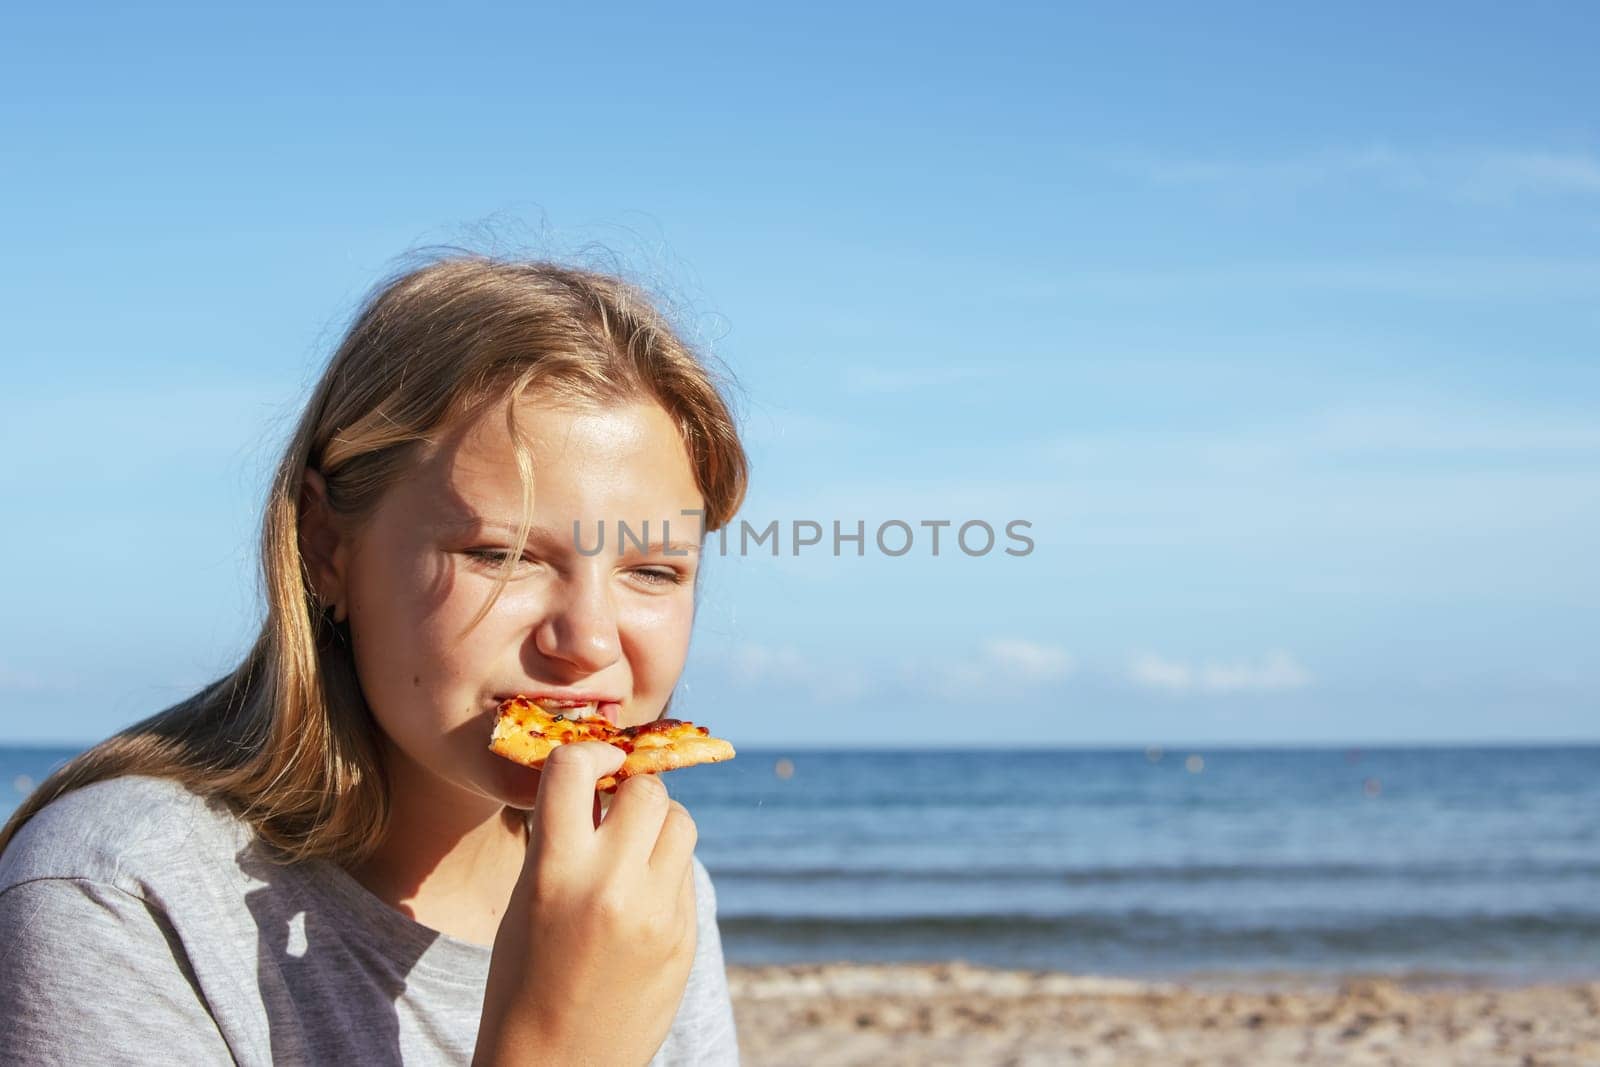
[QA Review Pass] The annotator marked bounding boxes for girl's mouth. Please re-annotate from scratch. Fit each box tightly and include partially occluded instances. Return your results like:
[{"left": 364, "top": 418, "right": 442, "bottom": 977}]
[{"left": 505, "top": 695, "right": 624, "bottom": 724}]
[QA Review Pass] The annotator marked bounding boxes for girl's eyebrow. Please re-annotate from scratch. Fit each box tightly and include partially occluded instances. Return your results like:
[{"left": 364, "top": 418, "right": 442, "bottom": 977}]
[
  {"left": 619, "top": 538, "right": 702, "bottom": 557},
  {"left": 434, "top": 515, "right": 518, "bottom": 534},
  {"left": 433, "top": 515, "right": 554, "bottom": 540},
  {"left": 436, "top": 515, "right": 702, "bottom": 555}
]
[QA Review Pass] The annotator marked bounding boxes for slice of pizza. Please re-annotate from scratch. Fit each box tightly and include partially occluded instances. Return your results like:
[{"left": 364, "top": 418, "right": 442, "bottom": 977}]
[{"left": 489, "top": 695, "right": 736, "bottom": 791}]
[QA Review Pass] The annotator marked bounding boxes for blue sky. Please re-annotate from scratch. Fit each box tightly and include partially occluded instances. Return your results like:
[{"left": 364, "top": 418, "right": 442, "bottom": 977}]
[{"left": 2, "top": 3, "right": 1596, "bottom": 746}]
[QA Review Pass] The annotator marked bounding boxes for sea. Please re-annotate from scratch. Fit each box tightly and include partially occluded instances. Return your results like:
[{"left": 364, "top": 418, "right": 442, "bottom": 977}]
[{"left": 5, "top": 744, "right": 1598, "bottom": 984}]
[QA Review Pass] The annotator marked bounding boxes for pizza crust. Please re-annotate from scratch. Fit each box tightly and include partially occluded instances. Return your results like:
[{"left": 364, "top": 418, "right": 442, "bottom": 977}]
[{"left": 596, "top": 736, "right": 737, "bottom": 791}]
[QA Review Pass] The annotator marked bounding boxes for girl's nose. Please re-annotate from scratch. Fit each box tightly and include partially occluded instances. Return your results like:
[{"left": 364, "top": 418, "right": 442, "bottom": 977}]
[{"left": 531, "top": 569, "right": 622, "bottom": 675}]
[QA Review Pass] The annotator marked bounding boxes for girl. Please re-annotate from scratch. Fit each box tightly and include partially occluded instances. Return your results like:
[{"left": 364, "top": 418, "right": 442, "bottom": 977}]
[{"left": 0, "top": 256, "right": 748, "bottom": 1065}]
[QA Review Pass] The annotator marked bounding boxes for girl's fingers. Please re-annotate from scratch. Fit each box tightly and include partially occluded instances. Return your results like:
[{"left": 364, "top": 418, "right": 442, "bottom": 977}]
[
  {"left": 528, "top": 742, "right": 626, "bottom": 851},
  {"left": 675, "top": 854, "right": 698, "bottom": 942},
  {"left": 597, "top": 773, "right": 673, "bottom": 865},
  {"left": 649, "top": 799, "right": 699, "bottom": 875}
]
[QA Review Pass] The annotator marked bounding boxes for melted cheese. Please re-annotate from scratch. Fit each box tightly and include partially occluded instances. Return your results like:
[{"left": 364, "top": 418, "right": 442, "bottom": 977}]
[{"left": 496, "top": 696, "right": 713, "bottom": 754}]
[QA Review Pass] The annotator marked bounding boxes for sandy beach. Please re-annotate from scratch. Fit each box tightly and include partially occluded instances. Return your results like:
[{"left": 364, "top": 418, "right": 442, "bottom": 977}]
[{"left": 729, "top": 961, "right": 1600, "bottom": 1066}]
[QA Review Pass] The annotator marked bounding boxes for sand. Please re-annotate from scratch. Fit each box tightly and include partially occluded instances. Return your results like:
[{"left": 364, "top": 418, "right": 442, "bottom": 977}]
[{"left": 728, "top": 961, "right": 1600, "bottom": 1066}]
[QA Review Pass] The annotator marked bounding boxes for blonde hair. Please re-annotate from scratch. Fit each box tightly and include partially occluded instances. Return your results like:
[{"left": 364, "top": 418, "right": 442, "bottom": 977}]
[{"left": 0, "top": 255, "right": 748, "bottom": 863}]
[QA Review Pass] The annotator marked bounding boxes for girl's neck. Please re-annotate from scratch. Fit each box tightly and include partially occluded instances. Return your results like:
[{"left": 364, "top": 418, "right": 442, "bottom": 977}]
[{"left": 343, "top": 743, "right": 527, "bottom": 947}]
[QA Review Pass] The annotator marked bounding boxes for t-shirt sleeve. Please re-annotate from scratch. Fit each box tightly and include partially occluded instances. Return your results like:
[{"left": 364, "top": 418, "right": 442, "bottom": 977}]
[
  {"left": 652, "top": 857, "right": 741, "bottom": 1066},
  {"left": 0, "top": 877, "right": 233, "bottom": 1066}
]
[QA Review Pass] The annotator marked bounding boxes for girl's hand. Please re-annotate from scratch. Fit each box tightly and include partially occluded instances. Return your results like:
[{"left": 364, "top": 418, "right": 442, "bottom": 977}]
[{"left": 474, "top": 742, "right": 699, "bottom": 1067}]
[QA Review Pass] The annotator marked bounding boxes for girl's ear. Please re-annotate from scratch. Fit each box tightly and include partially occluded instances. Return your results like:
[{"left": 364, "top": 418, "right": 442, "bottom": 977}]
[{"left": 298, "top": 468, "right": 351, "bottom": 624}]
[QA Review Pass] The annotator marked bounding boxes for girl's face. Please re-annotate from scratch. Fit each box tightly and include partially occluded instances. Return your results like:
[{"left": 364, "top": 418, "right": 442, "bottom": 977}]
[{"left": 308, "top": 395, "right": 706, "bottom": 811}]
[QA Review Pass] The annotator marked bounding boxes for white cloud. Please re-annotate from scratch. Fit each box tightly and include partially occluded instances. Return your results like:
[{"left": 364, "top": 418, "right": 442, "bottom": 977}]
[
  {"left": 1129, "top": 651, "right": 1311, "bottom": 695},
  {"left": 1025, "top": 256, "right": 1600, "bottom": 303},
  {"left": 980, "top": 638, "right": 1075, "bottom": 682},
  {"left": 728, "top": 642, "right": 807, "bottom": 683},
  {"left": 1116, "top": 145, "right": 1413, "bottom": 187},
  {"left": 1048, "top": 404, "right": 1600, "bottom": 475},
  {"left": 712, "top": 641, "right": 870, "bottom": 703},
  {"left": 706, "top": 637, "right": 1072, "bottom": 704},
  {"left": 1128, "top": 654, "right": 1195, "bottom": 692},
  {"left": 1472, "top": 151, "right": 1600, "bottom": 196},
  {"left": 0, "top": 665, "right": 54, "bottom": 693},
  {"left": 910, "top": 638, "right": 1075, "bottom": 694},
  {"left": 1199, "top": 653, "right": 1312, "bottom": 693},
  {"left": 1296, "top": 406, "right": 1600, "bottom": 454},
  {"left": 844, "top": 365, "right": 999, "bottom": 394},
  {"left": 741, "top": 408, "right": 867, "bottom": 448},
  {"left": 1110, "top": 145, "right": 1600, "bottom": 201}
]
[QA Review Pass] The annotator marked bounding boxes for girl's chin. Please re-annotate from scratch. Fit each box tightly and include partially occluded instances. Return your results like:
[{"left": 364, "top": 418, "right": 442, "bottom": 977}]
[{"left": 484, "top": 758, "right": 544, "bottom": 811}]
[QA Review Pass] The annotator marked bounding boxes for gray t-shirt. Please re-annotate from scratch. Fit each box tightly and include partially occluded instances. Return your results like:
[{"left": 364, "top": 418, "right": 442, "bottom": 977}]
[{"left": 0, "top": 775, "right": 740, "bottom": 1065}]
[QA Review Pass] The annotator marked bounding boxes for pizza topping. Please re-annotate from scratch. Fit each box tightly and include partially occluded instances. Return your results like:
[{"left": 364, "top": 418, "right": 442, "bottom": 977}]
[{"left": 488, "top": 694, "right": 736, "bottom": 789}]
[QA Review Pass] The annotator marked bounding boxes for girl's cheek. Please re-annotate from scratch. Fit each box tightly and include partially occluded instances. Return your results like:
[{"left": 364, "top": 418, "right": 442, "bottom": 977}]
[{"left": 628, "top": 601, "right": 696, "bottom": 667}]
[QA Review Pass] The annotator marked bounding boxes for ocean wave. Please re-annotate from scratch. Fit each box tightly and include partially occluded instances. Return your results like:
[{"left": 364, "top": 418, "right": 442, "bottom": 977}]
[
  {"left": 707, "top": 858, "right": 1600, "bottom": 886},
  {"left": 719, "top": 909, "right": 1600, "bottom": 954}
]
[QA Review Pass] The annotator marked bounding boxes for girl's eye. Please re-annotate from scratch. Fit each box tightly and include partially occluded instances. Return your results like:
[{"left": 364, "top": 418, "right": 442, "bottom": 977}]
[
  {"left": 631, "top": 567, "right": 688, "bottom": 587},
  {"left": 463, "top": 550, "right": 685, "bottom": 587},
  {"left": 463, "top": 548, "right": 528, "bottom": 568}
]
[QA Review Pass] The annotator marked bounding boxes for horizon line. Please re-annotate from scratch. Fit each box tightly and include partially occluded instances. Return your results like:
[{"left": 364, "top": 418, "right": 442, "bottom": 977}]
[{"left": 3, "top": 738, "right": 1598, "bottom": 753}]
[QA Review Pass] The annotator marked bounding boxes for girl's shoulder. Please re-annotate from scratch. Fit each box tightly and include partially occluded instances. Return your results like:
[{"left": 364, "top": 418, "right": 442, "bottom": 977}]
[{"left": 0, "top": 774, "right": 249, "bottom": 896}]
